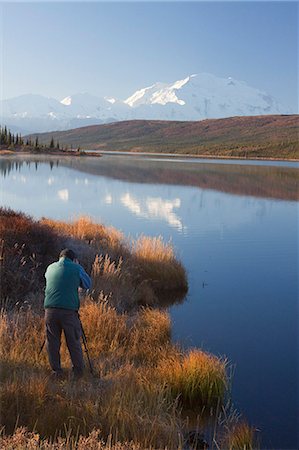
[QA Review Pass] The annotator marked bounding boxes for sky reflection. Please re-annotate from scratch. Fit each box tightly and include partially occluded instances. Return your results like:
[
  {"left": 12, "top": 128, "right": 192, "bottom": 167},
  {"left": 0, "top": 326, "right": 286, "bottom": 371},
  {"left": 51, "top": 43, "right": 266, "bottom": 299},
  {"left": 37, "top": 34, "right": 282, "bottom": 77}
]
[
  {"left": 0, "top": 159, "right": 280, "bottom": 237},
  {"left": 0, "top": 156, "right": 298, "bottom": 448}
]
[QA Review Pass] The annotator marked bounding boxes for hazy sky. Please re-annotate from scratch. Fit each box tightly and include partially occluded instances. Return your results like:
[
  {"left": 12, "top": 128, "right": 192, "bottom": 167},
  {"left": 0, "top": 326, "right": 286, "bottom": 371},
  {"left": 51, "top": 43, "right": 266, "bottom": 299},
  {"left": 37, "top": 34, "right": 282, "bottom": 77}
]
[{"left": 0, "top": 1, "right": 297, "bottom": 111}]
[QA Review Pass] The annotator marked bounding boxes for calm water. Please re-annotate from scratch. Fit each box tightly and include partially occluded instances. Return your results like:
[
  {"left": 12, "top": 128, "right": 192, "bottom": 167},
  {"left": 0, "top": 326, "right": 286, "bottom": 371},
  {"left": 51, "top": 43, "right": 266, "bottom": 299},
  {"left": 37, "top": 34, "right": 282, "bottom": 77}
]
[{"left": 0, "top": 155, "right": 298, "bottom": 449}]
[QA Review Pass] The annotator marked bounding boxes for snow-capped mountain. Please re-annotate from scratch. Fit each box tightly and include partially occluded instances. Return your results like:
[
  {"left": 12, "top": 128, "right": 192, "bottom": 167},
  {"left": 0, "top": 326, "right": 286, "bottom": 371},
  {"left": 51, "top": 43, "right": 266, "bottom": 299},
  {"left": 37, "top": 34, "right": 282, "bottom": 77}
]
[
  {"left": 0, "top": 73, "right": 289, "bottom": 133},
  {"left": 124, "top": 73, "right": 285, "bottom": 120}
]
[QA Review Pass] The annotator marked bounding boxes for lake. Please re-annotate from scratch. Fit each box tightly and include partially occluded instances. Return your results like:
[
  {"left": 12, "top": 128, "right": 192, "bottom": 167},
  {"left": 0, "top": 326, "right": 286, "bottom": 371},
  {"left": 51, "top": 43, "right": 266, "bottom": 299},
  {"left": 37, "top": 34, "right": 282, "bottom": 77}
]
[{"left": 0, "top": 154, "right": 298, "bottom": 449}]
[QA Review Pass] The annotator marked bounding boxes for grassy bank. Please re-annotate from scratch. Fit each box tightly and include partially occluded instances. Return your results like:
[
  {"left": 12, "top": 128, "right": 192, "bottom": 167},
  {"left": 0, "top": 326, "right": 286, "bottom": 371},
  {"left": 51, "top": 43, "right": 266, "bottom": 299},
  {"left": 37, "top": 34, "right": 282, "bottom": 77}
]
[{"left": 0, "top": 209, "right": 256, "bottom": 449}]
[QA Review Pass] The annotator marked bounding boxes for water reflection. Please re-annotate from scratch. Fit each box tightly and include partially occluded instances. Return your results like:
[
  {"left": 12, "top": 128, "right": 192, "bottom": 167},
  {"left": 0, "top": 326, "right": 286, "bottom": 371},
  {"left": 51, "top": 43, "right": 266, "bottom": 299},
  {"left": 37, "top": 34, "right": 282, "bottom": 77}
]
[
  {"left": 0, "top": 155, "right": 298, "bottom": 201},
  {"left": 0, "top": 154, "right": 298, "bottom": 448},
  {"left": 63, "top": 156, "right": 299, "bottom": 201},
  {"left": 105, "top": 194, "right": 113, "bottom": 204},
  {"left": 120, "top": 193, "right": 184, "bottom": 231},
  {"left": 0, "top": 158, "right": 60, "bottom": 178},
  {"left": 0, "top": 157, "right": 295, "bottom": 241},
  {"left": 57, "top": 189, "right": 69, "bottom": 202}
]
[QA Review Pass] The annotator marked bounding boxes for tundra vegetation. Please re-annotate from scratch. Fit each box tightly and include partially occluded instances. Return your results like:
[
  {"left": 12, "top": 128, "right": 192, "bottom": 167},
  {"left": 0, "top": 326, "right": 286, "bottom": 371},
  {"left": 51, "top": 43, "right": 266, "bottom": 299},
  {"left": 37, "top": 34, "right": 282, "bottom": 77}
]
[
  {"left": 0, "top": 208, "right": 256, "bottom": 449},
  {"left": 29, "top": 114, "right": 299, "bottom": 160}
]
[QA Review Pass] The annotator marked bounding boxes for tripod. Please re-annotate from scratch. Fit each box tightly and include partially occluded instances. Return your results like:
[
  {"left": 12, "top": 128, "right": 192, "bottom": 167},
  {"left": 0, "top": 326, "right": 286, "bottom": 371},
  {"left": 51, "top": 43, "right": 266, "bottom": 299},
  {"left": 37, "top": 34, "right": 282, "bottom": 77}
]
[{"left": 80, "top": 320, "right": 94, "bottom": 375}]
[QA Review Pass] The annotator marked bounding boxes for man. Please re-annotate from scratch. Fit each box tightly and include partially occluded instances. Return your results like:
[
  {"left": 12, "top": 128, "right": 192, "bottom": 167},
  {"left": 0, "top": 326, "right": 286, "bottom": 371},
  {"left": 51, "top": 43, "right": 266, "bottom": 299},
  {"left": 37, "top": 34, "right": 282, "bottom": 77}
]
[{"left": 44, "top": 248, "right": 92, "bottom": 378}]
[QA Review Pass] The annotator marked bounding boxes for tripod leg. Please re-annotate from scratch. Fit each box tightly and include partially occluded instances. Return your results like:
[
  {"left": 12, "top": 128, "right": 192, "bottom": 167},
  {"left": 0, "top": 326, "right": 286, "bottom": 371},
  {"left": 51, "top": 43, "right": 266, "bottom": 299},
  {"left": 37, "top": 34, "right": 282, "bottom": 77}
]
[
  {"left": 80, "top": 323, "right": 94, "bottom": 375},
  {"left": 38, "top": 339, "right": 45, "bottom": 355}
]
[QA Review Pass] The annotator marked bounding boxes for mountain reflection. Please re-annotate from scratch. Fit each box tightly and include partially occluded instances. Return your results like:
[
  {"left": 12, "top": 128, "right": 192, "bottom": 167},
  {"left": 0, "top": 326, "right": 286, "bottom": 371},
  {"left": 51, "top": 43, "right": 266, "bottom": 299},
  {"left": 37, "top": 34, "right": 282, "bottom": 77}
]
[
  {"left": 57, "top": 189, "right": 69, "bottom": 202},
  {"left": 0, "top": 155, "right": 298, "bottom": 201},
  {"left": 121, "top": 193, "right": 184, "bottom": 231},
  {"left": 63, "top": 156, "right": 299, "bottom": 201}
]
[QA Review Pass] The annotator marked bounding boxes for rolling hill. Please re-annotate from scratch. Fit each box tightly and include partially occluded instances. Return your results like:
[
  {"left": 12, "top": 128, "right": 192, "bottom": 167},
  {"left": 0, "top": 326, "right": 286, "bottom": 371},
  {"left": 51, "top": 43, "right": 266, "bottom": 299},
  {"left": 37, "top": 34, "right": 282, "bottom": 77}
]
[{"left": 28, "top": 114, "right": 299, "bottom": 159}]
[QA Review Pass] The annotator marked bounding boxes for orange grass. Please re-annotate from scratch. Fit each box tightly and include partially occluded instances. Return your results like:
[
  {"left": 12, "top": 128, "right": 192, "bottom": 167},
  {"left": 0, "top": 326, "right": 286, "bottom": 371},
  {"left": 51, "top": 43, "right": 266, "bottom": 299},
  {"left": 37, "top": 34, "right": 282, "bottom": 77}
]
[
  {"left": 132, "top": 235, "right": 188, "bottom": 293},
  {"left": 40, "top": 216, "right": 127, "bottom": 265},
  {"left": 0, "top": 209, "right": 252, "bottom": 448},
  {"left": 0, "top": 298, "right": 230, "bottom": 447},
  {"left": 1, "top": 209, "right": 187, "bottom": 309},
  {"left": 0, "top": 301, "right": 181, "bottom": 446},
  {"left": 158, "top": 349, "right": 228, "bottom": 412}
]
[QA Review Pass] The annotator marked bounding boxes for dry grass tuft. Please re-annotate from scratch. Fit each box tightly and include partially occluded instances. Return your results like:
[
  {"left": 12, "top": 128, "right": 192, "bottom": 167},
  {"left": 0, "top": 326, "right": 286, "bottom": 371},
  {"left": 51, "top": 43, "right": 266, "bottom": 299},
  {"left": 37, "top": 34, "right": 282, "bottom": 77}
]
[
  {"left": 79, "top": 298, "right": 172, "bottom": 366},
  {"left": 131, "top": 235, "right": 188, "bottom": 293},
  {"left": 98, "top": 367, "right": 181, "bottom": 447},
  {"left": 158, "top": 349, "right": 228, "bottom": 413},
  {"left": 91, "top": 254, "right": 129, "bottom": 307},
  {"left": 226, "top": 422, "right": 257, "bottom": 450},
  {"left": 40, "top": 216, "right": 127, "bottom": 264}
]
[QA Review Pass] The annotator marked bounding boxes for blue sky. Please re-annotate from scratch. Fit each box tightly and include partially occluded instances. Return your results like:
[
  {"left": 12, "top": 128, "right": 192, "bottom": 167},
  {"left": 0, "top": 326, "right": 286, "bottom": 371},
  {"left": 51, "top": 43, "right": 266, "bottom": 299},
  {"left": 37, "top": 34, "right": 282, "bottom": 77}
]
[{"left": 0, "top": 1, "right": 297, "bottom": 111}]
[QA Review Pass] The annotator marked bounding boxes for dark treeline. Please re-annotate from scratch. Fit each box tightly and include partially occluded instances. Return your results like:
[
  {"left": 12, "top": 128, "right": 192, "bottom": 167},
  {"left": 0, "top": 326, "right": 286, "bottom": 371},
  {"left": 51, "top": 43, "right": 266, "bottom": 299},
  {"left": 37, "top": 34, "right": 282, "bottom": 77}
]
[
  {"left": 0, "top": 125, "right": 25, "bottom": 146},
  {"left": 0, "top": 125, "right": 63, "bottom": 151}
]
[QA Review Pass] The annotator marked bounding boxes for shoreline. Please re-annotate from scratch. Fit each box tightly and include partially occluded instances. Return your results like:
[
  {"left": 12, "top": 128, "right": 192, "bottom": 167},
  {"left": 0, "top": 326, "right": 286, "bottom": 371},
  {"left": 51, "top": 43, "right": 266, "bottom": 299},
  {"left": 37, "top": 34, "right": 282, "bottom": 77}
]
[
  {"left": 0, "top": 148, "right": 102, "bottom": 157},
  {"left": 1, "top": 147, "right": 298, "bottom": 163},
  {"left": 90, "top": 149, "right": 299, "bottom": 163}
]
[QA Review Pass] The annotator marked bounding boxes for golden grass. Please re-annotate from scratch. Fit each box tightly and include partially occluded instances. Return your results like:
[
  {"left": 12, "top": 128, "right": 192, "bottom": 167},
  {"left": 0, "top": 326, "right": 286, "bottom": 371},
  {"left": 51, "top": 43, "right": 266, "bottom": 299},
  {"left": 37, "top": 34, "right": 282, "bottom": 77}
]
[
  {"left": 39, "top": 215, "right": 187, "bottom": 307},
  {"left": 226, "top": 422, "right": 256, "bottom": 450},
  {"left": 0, "top": 209, "right": 253, "bottom": 448},
  {"left": 1, "top": 209, "right": 187, "bottom": 309},
  {"left": 0, "top": 298, "right": 230, "bottom": 447},
  {"left": 0, "top": 299, "right": 172, "bottom": 373},
  {"left": 158, "top": 349, "right": 228, "bottom": 413},
  {"left": 131, "top": 235, "right": 188, "bottom": 293},
  {"left": 40, "top": 216, "right": 127, "bottom": 263},
  {"left": 0, "top": 300, "right": 180, "bottom": 446}
]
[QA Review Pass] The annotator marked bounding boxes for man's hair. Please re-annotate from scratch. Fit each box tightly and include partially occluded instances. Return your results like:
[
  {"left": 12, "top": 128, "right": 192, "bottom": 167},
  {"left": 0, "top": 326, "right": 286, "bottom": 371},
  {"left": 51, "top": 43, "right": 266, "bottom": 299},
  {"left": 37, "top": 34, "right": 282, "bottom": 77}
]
[{"left": 59, "top": 248, "right": 77, "bottom": 261}]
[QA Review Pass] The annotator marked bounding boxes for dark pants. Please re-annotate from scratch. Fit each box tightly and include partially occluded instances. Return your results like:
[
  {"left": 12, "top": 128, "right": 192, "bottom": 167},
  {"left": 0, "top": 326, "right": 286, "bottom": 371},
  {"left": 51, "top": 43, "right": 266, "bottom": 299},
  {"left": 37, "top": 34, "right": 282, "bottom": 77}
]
[{"left": 45, "top": 308, "right": 84, "bottom": 376}]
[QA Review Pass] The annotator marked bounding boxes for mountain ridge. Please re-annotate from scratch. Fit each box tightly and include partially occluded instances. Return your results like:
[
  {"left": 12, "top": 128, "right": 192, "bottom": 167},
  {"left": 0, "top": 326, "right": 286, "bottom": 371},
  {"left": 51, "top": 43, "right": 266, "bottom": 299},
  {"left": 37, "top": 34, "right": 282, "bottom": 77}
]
[
  {"left": 27, "top": 114, "right": 299, "bottom": 160},
  {"left": 1, "top": 73, "right": 291, "bottom": 133}
]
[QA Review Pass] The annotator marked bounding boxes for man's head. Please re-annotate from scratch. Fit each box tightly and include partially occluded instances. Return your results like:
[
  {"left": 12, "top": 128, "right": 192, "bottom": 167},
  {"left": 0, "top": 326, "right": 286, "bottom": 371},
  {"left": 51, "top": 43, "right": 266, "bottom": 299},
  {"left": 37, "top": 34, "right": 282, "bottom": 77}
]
[{"left": 59, "top": 248, "right": 77, "bottom": 261}]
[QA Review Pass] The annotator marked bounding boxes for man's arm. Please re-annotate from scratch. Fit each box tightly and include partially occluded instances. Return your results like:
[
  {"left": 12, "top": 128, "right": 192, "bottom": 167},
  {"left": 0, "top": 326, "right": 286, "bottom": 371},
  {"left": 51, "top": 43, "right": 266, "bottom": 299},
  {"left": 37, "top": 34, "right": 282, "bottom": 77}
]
[{"left": 78, "top": 265, "right": 92, "bottom": 290}]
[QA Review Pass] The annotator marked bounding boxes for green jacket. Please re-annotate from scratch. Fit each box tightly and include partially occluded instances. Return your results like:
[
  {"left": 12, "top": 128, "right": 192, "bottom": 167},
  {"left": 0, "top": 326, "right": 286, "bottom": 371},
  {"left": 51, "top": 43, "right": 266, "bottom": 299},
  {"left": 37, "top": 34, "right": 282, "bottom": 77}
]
[{"left": 44, "top": 257, "right": 90, "bottom": 310}]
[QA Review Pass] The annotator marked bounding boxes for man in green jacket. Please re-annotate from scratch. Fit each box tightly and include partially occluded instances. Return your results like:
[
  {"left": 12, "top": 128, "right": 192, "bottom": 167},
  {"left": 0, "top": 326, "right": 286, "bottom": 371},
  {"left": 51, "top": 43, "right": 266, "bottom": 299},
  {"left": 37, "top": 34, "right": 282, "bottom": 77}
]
[{"left": 44, "top": 248, "right": 92, "bottom": 378}]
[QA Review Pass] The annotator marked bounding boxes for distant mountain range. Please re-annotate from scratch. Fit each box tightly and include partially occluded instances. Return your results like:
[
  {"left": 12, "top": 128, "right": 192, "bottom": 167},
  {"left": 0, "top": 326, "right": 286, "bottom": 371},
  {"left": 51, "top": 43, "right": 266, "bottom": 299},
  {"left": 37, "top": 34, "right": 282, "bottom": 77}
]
[
  {"left": 1, "top": 73, "right": 290, "bottom": 133},
  {"left": 29, "top": 115, "right": 299, "bottom": 160}
]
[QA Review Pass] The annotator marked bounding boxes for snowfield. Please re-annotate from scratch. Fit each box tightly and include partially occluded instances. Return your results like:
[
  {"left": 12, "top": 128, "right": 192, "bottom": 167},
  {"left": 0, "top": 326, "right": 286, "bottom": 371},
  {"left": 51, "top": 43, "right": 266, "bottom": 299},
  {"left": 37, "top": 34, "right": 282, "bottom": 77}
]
[{"left": 1, "top": 73, "right": 290, "bottom": 133}]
